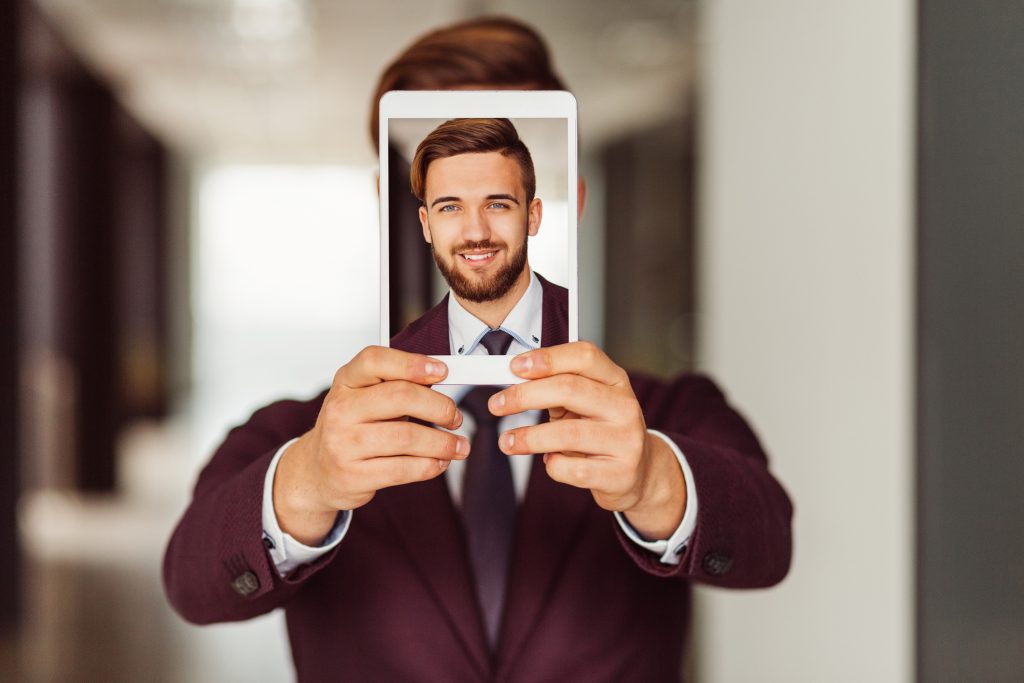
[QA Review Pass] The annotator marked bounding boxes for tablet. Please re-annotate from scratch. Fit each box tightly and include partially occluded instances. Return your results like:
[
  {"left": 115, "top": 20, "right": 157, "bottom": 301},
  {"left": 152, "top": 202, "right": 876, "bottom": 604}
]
[{"left": 379, "top": 90, "right": 578, "bottom": 385}]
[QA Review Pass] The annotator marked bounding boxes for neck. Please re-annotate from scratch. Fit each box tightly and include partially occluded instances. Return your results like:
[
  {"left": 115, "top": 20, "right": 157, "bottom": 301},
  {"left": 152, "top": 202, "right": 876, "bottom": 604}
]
[{"left": 454, "top": 268, "right": 532, "bottom": 329}]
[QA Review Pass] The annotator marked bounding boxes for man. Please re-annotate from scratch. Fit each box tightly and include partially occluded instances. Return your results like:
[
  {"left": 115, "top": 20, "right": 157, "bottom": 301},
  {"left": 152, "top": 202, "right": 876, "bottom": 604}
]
[
  {"left": 163, "top": 17, "right": 793, "bottom": 683},
  {"left": 410, "top": 116, "right": 554, "bottom": 338}
]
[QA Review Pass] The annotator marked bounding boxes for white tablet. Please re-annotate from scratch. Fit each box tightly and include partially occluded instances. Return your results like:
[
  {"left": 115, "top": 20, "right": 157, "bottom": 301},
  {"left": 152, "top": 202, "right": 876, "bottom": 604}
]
[{"left": 379, "top": 90, "right": 578, "bottom": 385}]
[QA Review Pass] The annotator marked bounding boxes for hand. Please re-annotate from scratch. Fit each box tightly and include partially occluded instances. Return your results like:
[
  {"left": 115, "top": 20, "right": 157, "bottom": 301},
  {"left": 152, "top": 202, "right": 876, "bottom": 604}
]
[
  {"left": 274, "top": 346, "right": 469, "bottom": 545},
  {"left": 488, "top": 342, "right": 686, "bottom": 540}
]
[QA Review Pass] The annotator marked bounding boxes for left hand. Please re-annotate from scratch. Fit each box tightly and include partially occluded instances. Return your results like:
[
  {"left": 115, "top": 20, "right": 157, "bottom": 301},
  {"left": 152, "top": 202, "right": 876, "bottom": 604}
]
[{"left": 488, "top": 341, "right": 686, "bottom": 540}]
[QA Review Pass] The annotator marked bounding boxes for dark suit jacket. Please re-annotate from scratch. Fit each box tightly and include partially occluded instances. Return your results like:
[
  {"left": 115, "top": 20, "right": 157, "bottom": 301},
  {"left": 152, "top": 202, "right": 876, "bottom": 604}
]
[{"left": 163, "top": 275, "right": 793, "bottom": 682}]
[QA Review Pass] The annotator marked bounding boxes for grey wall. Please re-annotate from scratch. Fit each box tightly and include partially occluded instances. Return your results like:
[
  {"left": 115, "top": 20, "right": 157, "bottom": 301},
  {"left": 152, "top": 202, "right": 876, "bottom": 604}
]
[
  {"left": 694, "top": 1, "right": 915, "bottom": 681},
  {"left": 916, "top": 2, "right": 1024, "bottom": 681}
]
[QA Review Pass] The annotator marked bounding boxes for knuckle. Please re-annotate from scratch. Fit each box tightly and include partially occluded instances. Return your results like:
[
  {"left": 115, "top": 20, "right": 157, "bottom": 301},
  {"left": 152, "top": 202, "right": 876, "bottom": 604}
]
[
  {"left": 388, "top": 380, "right": 414, "bottom": 404},
  {"left": 322, "top": 390, "right": 343, "bottom": 414},
  {"left": 562, "top": 420, "right": 583, "bottom": 445},
  {"left": 503, "top": 384, "right": 521, "bottom": 409},
  {"left": 421, "top": 459, "right": 439, "bottom": 480},
  {"left": 573, "top": 460, "right": 589, "bottom": 485},
  {"left": 441, "top": 431, "right": 459, "bottom": 454},
  {"left": 509, "top": 428, "right": 526, "bottom": 453},
  {"left": 343, "top": 427, "right": 366, "bottom": 454},
  {"left": 553, "top": 374, "right": 577, "bottom": 393},
  {"left": 579, "top": 341, "right": 599, "bottom": 365},
  {"left": 440, "top": 397, "right": 457, "bottom": 425},
  {"left": 391, "top": 425, "right": 414, "bottom": 453},
  {"left": 544, "top": 454, "right": 560, "bottom": 477},
  {"left": 361, "top": 345, "right": 386, "bottom": 368},
  {"left": 353, "top": 346, "right": 373, "bottom": 365},
  {"left": 431, "top": 430, "right": 450, "bottom": 453}
]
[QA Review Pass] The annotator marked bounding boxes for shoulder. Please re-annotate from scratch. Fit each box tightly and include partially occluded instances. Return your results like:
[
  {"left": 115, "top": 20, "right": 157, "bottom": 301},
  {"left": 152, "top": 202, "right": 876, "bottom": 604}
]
[
  {"left": 629, "top": 370, "right": 731, "bottom": 426},
  {"left": 536, "top": 272, "right": 568, "bottom": 310},
  {"left": 224, "top": 389, "right": 329, "bottom": 445},
  {"left": 390, "top": 296, "right": 449, "bottom": 353}
]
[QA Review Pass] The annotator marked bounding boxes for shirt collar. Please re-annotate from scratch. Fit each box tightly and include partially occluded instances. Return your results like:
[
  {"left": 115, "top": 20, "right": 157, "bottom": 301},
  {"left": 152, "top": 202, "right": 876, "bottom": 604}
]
[{"left": 447, "top": 270, "right": 543, "bottom": 355}]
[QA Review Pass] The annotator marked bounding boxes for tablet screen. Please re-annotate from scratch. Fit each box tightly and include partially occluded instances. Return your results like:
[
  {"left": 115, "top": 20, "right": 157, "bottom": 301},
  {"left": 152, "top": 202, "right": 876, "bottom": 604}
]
[{"left": 379, "top": 92, "right": 577, "bottom": 384}]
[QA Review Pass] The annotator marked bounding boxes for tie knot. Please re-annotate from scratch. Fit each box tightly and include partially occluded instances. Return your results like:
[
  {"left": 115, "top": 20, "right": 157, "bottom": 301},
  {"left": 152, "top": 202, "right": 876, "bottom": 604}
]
[
  {"left": 479, "top": 329, "right": 514, "bottom": 356},
  {"left": 459, "top": 386, "right": 501, "bottom": 427}
]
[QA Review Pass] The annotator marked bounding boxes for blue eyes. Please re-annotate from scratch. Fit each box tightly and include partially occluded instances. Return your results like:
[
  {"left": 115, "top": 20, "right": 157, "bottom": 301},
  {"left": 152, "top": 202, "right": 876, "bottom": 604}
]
[{"left": 437, "top": 203, "right": 510, "bottom": 213}]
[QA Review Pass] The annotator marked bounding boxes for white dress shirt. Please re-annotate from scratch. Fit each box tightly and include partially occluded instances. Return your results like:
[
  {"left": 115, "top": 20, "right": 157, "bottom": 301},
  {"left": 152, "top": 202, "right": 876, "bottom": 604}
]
[{"left": 262, "top": 270, "right": 699, "bottom": 575}]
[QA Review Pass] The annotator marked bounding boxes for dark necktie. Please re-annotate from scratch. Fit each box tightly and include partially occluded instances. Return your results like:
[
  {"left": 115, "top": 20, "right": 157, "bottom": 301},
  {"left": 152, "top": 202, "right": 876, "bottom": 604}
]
[{"left": 460, "top": 329, "right": 516, "bottom": 648}]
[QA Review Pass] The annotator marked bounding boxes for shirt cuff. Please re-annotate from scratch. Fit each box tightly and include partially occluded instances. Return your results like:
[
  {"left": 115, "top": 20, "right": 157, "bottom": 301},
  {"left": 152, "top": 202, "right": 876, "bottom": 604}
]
[
  {"left": 613, "top": 429, "right": 699, "bottom": 565},
  {"left": 261, "top": 437, "right": 351, "bottom": 576}
]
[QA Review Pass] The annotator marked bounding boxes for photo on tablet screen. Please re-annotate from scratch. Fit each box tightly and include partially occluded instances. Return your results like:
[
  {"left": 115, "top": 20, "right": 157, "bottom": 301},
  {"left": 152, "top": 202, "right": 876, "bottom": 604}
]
[{"left": 379, "top": 92, "right": 577, "bottom": 384}]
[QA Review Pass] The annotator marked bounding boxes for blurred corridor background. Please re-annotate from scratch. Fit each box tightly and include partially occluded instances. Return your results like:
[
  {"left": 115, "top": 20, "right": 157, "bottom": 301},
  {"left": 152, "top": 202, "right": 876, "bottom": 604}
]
[{"left": 2, "top": 0, "right": 1022, "bottom": 681}]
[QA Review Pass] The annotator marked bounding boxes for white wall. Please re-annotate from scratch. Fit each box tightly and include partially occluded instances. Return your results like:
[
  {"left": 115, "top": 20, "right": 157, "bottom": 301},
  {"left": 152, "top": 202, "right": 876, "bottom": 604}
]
[{"left": 694, "top": 2, "right": 915, "bottom": 682}]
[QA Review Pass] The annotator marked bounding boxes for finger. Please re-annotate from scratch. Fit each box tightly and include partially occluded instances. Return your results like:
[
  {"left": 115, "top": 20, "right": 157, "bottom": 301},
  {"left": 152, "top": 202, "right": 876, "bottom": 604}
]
[
  {"left": 497, "top": 420, "right": 630, "bottom": 457},
  {"left": 336, "top": 422, "right": 469, "bottom": 461},
  {"left": 335, "top": 346, "right": 448, "bottom": 389},
  {"left": 509, "top": 341, "right": 627, "bottom": 386},
  {"left": 489, "top": 374, "right": 635, "bottom": 421},
  {"left": 355, "top": 455, "right": 453, "bottom": 490},
  {"left": 542, "top": 452, "right": 624, "bottom": 494},
  {"left": 342, "top": 381, "right": 462, "bottom": 429}
]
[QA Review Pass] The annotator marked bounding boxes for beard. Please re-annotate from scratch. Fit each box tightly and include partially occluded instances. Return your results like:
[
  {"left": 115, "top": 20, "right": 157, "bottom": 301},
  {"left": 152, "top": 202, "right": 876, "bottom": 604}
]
[{"left": 431, "top": 235, "right": 529, "bottom": 304}]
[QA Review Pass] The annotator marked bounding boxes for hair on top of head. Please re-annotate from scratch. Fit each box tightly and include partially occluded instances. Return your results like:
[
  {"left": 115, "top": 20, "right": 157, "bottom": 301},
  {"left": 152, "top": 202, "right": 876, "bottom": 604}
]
[
  {"left": 410, "top": 118, "right": 536, "bottom": 205},
  {"left": 371, "top": 16, "right": 566, "bottom": 149}
]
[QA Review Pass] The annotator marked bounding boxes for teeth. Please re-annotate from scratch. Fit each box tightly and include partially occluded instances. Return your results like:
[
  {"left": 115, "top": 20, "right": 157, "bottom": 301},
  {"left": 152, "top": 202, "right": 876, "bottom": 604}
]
[{"left": 462, "top": 252, "right": 495, "bottom": 261}]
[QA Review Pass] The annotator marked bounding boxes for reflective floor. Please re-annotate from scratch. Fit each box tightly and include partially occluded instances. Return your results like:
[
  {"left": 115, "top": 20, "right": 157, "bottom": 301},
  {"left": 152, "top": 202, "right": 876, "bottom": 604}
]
[{"left": 2, "top": 418, "right": 295, "bottom": 682}]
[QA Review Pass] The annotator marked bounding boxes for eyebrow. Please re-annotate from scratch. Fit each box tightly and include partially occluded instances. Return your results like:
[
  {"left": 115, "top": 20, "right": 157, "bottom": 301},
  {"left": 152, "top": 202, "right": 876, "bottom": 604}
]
[{"left": 429, "top": 194, "right": 521, "bottom": 208}]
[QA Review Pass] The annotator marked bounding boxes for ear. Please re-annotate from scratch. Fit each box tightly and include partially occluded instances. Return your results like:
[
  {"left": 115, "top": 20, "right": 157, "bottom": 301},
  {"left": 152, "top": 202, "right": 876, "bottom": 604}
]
[
  {"left": 577, "top": 177, "right": 587, "bottom": 221},
  {"left": 418, "top": 206, "right": 431, "bottom": 244},
  {"left": 527, "top": 198, "right": 543, "bottom": 237}
]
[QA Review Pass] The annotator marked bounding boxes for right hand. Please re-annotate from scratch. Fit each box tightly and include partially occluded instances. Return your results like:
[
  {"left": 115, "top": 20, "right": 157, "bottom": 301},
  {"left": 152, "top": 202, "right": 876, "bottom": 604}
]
[{"left": 273, "top": 346, "right": 468, "bottom": 545}]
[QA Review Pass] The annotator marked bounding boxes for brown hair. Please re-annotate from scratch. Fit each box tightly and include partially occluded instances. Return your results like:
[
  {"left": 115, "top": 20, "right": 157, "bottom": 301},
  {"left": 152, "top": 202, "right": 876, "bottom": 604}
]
[
  {"left": 370, "top": 16, "right": 566, "bottom": 149},
  {"left": 410, "top": 118, "right": 535, "bottom": 204}
]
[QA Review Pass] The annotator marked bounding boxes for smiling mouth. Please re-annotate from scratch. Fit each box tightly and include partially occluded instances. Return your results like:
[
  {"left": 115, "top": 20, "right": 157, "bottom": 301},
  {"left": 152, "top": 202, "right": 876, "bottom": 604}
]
[{"left": 459, "top": 250, "right": 497, "bottom": 265}]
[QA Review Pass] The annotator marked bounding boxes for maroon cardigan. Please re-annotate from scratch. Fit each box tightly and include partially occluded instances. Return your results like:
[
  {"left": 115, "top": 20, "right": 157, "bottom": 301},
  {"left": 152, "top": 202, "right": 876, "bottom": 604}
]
[{"left": 163, "top": 276, "right": 793, "bottom": 682}]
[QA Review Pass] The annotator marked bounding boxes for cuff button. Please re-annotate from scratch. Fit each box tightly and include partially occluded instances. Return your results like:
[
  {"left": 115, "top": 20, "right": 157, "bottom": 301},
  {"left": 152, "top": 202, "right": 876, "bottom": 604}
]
[
  {"left": 702, "top": 552, "right": 733, "bottom": 576},
  {"left": 232, "top": 571, "right": 260, "bottom": 596}
]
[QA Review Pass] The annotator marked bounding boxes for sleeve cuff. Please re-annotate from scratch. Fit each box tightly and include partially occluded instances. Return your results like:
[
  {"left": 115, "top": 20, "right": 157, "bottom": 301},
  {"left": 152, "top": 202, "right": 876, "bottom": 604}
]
[
  {"left": 261, "top": 437, "right": 351, "bottom": 576},
  {"left": 613, "top": 429, "right": 700, "bottom": 565}
]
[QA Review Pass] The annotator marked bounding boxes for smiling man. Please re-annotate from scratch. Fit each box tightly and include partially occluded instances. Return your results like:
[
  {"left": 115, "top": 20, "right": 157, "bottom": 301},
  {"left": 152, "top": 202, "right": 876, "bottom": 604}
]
[{"left": 411, "top": 117, "right": 550, "bottom": 344}]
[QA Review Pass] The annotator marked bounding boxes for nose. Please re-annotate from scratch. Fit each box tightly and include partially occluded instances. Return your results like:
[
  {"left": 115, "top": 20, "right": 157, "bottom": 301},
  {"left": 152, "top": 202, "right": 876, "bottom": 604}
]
[{"left": 462, "top": 207, "right": 491, "bottom": 243}]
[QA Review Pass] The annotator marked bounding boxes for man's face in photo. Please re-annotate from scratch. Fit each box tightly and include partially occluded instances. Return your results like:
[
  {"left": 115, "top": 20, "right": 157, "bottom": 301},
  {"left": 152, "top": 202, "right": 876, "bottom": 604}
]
[{"left": 418, "top": 151, "right": 542, "bottom": 303}]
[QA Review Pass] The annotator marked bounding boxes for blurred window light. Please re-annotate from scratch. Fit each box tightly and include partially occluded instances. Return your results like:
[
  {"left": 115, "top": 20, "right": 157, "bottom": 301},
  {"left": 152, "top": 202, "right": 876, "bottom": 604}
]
[
  {"left": 194, "top": 165, "right": 378, "bottom": 409},
  {"left": 231, "top": 0, "right": 308, "bottom": 41}
]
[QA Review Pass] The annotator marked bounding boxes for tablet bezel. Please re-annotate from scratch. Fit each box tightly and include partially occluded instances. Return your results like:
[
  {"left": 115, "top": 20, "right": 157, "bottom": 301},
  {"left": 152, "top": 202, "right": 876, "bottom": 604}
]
[{"left": 378, "top": 90, "right": 579, "bottom": 385}]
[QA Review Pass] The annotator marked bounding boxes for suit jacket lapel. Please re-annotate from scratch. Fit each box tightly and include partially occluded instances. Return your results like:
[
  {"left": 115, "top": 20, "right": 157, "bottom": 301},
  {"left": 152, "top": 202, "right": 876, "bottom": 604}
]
[
  {"left": 498, "top": 276, "right": 591, "bottom": 665},
  {"left": 497, "top": 450, "right": 593, "bottom": 667},
  {"left": 379, "top": 477, "right": 491, "bottom": 677},
  {"left": 385, "top": 277, "right": 578, "bottom": 672},
  {"left": 384, "top": 300, "right": 492, "bottom": 677}
]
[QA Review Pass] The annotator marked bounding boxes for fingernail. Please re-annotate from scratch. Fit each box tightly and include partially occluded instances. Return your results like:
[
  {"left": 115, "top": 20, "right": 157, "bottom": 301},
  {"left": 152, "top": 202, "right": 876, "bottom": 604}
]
[
  {"left": 425, "top": 361, "right": 445, "bottom": 377},
  {"left": 489, "top": 392, "right": 505, "bottom": 410},
  {"left": 501, "top": 432, "right": 515, "bottom": 450},
  {"left": 438, "top": 459, "right": 448, "bottom": 470},
  {"left": 456, "top": 436, "right": 469, "bottom": 455},
  {"left": 511, "top": 354, "right": 533, "bottom": 373},
  {"left": 453, "top": 410, "right": 463, "bottom": 428}
]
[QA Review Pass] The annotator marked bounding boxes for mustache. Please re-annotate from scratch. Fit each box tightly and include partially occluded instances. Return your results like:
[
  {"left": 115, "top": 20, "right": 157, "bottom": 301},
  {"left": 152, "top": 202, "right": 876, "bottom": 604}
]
[{"left": 450, "top": 240, "right": 507, "bottom": 254}]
